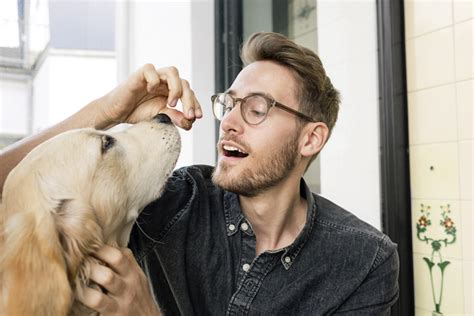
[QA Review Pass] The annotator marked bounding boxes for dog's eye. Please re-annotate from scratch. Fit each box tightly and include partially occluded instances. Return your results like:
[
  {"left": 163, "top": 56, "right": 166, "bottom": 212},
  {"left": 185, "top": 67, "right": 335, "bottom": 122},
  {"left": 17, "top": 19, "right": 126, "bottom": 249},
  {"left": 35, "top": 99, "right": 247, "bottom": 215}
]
[{"left": 101, "top": 135, "right": 115, "bottom": 154}]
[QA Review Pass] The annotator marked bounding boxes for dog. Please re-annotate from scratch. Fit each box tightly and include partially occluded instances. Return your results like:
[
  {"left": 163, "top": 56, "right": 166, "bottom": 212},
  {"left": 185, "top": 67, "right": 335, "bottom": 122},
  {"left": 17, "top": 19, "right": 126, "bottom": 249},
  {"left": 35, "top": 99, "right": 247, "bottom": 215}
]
[{"left": 0, "top": 113, "right": 181, "bottom": 315}]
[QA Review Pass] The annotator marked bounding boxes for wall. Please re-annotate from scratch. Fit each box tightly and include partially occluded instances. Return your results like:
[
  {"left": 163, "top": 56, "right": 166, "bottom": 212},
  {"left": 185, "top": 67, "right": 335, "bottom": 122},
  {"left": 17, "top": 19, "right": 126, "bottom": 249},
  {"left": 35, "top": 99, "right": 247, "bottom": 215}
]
[
  {"left": 0, "top": 77, "right": 30, "bottom": 139},
  {"left": 317, "top": 0, "right": 382, "bottom": 230},
  {"left": 405, "top": 0, "right": 473, "bottom": 314},
  {"left": 32, "top": 50, "right": 117, "bottom": 133},
  {"left": 117, "top": 0, "right": 216, "bottom": 168}
]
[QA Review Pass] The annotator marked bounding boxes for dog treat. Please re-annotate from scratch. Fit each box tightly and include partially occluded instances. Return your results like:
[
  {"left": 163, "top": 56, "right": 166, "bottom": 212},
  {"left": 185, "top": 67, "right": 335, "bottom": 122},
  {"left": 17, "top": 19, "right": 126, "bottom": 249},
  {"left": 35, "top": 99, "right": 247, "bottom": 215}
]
[{"left": 181, "top": 117, "right": 195, "bottom": 130}]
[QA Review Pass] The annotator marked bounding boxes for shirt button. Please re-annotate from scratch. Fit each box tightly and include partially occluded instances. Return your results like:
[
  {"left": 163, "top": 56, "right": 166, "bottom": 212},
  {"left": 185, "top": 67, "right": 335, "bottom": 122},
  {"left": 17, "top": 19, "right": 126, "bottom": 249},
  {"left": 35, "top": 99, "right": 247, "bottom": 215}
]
[
  {"left": 284, "top": 256, "right": 292, "bottom": 263},
  {"left": 241, "top": 222, "right": 249, "bottom": 231},
  {"left": 228, "top": 224, "right": 236, "bottom": 231},
  {"left": 242, "top": 263, "right": 250, "bottom": 272}
]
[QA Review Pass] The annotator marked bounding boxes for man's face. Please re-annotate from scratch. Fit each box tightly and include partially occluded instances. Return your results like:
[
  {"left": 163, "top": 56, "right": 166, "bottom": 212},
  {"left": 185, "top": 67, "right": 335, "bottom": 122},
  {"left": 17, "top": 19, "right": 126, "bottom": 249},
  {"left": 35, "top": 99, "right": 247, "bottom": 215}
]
[{"left": 212, "top": 60, "right": 303, "bottom": 196}]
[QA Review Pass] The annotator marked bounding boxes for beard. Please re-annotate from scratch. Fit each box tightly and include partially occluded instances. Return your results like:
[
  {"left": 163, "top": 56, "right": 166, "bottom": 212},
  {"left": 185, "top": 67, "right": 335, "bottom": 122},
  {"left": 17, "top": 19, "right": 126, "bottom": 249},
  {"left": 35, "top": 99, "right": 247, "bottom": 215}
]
[{"left": 212, "top": 129, "right": 300, "bottom": 197}]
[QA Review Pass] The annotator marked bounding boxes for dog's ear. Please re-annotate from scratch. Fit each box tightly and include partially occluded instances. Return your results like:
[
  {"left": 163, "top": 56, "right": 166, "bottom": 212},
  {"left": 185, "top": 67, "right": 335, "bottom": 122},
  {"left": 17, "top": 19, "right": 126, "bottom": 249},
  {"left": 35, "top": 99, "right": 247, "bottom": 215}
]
[
  {"left": 1, "top": 207, "right": 72, "bottom": 315},
  {"left": 54, "top": 199, "right": 104, "bottom": 286}
]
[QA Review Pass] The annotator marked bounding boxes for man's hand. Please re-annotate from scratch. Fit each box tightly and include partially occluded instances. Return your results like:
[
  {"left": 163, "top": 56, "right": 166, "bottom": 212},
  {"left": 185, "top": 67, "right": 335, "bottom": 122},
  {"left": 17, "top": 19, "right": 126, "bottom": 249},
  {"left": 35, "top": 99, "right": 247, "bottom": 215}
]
[
  {"left": 97, "top": 64, "right": 202, "bottom": 130},
  {"left": 77, "top": 245, "right": 161, "bottom": 316}
]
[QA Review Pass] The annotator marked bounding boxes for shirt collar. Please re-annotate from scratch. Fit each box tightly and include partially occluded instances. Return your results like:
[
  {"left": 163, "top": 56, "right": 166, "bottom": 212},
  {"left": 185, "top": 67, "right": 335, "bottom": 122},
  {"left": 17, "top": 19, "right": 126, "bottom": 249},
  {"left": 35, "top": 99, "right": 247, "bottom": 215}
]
[{"left": 223, "top": 178, "right": 317, "bottom": 270}]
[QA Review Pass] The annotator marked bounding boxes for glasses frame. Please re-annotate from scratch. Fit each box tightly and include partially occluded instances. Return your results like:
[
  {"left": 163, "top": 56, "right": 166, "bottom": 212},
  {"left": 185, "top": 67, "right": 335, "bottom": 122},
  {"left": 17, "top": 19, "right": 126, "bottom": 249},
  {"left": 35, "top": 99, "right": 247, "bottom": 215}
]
[{"left": 211, "top": 92, "right": 315, "bottom": 125}]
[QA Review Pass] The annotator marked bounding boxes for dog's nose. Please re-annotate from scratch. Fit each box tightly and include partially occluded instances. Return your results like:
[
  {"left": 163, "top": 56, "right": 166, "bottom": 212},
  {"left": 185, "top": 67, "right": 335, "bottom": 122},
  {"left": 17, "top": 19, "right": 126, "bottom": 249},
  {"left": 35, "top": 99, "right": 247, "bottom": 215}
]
[{"left": 154, "top": 113, "right": 172, "bottom": 124}]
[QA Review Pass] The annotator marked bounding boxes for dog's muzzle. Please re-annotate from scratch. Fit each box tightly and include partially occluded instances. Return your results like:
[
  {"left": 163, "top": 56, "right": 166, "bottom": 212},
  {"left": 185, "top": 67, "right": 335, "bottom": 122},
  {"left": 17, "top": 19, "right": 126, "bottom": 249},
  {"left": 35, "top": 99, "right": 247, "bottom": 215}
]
[{"left": 154, "top": 113, "right": 172, "bottom": 124}]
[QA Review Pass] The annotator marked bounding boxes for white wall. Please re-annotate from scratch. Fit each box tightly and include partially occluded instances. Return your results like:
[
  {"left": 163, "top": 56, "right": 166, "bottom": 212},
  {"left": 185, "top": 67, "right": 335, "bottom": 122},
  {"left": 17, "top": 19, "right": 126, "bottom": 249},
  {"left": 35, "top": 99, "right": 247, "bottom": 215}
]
[
  {"left": 118, "top": 0, "right": 216, "bottom": 168},
  {"left": 317, "top": 0, "right": 381, "bottom": 229},
  {"left": 33, "top": 50, "right": 117, "bottom": 133},
  {"left": 0, "top": 77, "right": 30, "bottom": 136}
]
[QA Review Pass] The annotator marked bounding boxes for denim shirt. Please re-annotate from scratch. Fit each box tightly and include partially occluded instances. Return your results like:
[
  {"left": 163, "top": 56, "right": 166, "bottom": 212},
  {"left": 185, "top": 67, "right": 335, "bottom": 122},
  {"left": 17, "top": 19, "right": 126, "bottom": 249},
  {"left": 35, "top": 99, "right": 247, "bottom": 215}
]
[{"left": 129, "top": 165, "right": 399, "bottom": 315}]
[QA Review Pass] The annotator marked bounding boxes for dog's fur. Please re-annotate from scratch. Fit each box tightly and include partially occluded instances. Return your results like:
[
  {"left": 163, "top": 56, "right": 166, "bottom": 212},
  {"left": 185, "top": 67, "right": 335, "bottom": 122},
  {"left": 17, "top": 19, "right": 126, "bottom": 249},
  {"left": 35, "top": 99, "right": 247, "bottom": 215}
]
[{"left": 0, "top": 117, "right": 180, "bottom": 315}]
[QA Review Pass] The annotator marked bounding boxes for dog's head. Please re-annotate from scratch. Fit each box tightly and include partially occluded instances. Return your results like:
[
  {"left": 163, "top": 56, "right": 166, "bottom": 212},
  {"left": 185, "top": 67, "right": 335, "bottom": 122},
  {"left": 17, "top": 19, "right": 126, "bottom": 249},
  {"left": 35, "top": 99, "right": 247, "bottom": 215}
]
[{"left": 2, "top": 113, "right": 181, "bottom": 247}]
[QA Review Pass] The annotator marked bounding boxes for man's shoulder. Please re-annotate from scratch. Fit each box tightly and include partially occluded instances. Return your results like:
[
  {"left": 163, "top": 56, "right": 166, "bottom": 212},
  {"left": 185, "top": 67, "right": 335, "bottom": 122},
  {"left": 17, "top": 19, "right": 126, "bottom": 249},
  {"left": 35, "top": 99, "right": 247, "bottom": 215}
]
[
  {"left": 165, "top": 164, "right": 219, "bottom": 200},
  {"left": 172, "top": 164, "right": 215, "bottom": 182},
  {"left": 312, "top": 194, "right": 396, "bottom": 251}
]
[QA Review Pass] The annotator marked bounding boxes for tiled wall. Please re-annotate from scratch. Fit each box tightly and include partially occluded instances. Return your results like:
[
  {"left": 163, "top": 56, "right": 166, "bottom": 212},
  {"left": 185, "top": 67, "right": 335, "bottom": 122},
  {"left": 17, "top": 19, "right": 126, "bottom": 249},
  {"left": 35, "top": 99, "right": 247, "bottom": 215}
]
[{"left": 405, "top": 0, "right": 473, "bottom": 315}]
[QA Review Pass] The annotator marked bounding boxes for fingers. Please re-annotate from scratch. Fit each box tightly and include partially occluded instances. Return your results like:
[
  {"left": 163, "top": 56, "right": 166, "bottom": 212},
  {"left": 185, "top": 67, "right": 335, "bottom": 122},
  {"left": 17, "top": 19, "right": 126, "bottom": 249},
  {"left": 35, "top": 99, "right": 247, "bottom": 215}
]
[
  {"left": 155, "top": 66, "right": 202, "bottom": 121},
  {"left": 89, "top": 261, "right": 125, "bottom": 295},
  {"left": 93, "top": 245, "right": 131, "bottom": 276},
  {"left": 180, "top": 78, "right": 203, "bottom": 120},
  {"left": 77, "top": 286, "right": 117, "bottom": 314},
  {"left": 128, "top": 64, "right": 203, "bottom": 128},
  {"left": 143, "top": 64, "right": 161, "bottom": 95},
  {"left": 157, "top": 66, "right": 182, "bottom": 107},
  {"left": 81, "top": 246, "right": 161, "bottom": 315}
]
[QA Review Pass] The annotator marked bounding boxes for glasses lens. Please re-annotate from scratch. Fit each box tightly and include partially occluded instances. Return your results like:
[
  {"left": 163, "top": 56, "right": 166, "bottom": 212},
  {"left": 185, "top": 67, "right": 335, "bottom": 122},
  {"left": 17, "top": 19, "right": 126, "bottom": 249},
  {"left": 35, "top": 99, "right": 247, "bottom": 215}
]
[
  {"left": 242, "top": 95, "right": 268, "bottom": 125},
  {"left": 212, "top": 93, "right": 232, "bottom": 120}
]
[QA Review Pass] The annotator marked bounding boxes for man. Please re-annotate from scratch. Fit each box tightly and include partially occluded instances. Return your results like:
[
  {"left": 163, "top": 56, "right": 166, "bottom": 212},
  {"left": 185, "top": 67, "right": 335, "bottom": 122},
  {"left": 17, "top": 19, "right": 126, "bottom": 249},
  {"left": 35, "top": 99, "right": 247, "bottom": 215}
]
[{"left": 0, "top": 32, "right": 398, "bottom": 315}]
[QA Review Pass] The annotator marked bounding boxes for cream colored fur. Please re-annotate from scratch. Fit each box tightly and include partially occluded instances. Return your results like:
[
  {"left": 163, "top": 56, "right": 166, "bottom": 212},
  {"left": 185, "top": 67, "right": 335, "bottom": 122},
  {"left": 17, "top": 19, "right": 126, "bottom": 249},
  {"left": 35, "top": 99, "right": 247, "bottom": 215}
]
[{"left": 0, "top": 118, "right": 180, "bottom": 315}]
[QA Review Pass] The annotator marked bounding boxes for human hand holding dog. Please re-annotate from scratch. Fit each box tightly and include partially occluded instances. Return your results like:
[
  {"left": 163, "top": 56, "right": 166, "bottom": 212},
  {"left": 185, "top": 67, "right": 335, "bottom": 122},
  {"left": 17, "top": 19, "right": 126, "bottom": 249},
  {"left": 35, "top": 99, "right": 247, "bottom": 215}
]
[
  {"left": 96, "top": 64, "right": 202, "bottom": 130},
  {"left": 77, "top": 245, "right": 161, "bottom": 316}
]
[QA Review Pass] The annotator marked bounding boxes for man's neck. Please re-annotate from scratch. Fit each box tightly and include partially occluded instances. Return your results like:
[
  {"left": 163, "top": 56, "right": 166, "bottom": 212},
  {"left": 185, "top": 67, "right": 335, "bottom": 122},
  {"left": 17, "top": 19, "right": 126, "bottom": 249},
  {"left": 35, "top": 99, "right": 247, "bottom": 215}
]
[{"left": 239, "top": 174, "right": 308, "bottom": 256}]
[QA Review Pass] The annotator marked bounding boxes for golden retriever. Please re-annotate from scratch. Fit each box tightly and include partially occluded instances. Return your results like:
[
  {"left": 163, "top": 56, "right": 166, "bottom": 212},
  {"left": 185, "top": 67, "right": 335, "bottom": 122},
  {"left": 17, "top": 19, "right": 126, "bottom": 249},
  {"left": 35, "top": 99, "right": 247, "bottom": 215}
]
[{"left": 0, "top": 114, "right": 180, "bottom": 315}]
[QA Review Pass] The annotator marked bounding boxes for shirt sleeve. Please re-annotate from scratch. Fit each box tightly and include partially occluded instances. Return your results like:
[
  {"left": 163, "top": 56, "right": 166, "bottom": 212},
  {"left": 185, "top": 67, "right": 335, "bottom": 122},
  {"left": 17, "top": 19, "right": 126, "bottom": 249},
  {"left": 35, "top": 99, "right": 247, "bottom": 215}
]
[{"left": 333, "top": 237, "right": 400, "bottom": 315}]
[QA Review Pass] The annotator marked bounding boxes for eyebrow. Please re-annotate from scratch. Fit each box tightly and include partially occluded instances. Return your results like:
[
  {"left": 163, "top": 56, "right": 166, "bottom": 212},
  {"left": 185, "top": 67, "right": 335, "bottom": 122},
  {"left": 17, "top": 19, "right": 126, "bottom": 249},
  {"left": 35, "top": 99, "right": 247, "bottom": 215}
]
[{"left": 225, "top": 89, "right": 275, "bottom": 99}]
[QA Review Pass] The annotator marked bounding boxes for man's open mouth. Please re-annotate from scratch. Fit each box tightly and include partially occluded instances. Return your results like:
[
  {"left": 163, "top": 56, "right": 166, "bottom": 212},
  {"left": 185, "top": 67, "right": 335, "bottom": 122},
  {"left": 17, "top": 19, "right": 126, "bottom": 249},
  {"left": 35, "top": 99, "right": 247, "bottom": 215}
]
[{"left": 223, "top": 145, "right": 249, "bottom": 158}]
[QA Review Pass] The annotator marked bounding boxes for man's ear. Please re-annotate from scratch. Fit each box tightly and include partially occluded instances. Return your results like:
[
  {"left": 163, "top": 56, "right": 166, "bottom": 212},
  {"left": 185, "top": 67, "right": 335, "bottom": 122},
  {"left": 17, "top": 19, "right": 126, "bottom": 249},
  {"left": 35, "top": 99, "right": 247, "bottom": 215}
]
[{"left": 300, "top": 122, "right": 329, "bottom": 157}]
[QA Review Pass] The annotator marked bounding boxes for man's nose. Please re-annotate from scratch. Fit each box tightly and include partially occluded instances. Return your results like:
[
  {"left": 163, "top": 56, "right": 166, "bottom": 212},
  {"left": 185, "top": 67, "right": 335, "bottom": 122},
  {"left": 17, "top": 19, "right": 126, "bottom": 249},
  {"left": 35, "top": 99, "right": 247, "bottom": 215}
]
[{"left": 220, "top": 102, "right": 243, "bottom": 133}]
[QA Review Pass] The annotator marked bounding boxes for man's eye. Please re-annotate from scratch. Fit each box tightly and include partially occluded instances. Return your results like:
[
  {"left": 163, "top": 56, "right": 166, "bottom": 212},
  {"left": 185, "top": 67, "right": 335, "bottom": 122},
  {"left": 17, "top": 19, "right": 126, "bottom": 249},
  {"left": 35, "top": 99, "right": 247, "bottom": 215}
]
[
  {"left": 250, "top": 110, "right": 266, "bottom": 117},
  {"left": 224, "top": 105, "right": 233, "bottom": 113},
  {"left": 101, "top": 135, "right": 115, "bottom": 154}
]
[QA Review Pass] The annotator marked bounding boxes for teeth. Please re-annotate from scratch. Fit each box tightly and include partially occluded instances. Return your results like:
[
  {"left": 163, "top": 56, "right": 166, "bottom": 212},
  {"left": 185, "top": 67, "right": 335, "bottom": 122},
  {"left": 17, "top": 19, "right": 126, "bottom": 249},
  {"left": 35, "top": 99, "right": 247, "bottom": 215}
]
[{"left": 223, "top": 144, "right": 247, "bottom": 154}]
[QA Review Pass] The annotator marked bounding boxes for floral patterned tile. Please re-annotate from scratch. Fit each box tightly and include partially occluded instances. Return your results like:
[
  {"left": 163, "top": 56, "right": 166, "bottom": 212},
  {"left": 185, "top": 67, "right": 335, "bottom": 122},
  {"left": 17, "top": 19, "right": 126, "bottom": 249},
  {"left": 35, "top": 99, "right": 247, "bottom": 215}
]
[
  {"left": 412, "top": 200, "right": 463, "bottom": 259},
  {"left": 413, "top": 253, "right": 465, "bottom": 314}
]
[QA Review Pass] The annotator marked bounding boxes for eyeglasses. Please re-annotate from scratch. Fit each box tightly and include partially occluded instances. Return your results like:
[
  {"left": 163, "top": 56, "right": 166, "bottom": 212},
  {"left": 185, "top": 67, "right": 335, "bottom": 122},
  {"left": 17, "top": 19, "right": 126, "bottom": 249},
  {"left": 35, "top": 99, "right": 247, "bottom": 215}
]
[{"left": 211, "top": 92, "right": 315, "bottom": 125}]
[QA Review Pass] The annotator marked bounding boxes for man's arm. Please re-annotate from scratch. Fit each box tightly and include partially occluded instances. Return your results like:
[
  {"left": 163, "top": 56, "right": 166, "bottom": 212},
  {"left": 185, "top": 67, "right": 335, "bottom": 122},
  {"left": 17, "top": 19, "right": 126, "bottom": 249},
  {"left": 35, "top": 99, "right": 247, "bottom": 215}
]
[
  {"left": 0, "top": 64, "right": 202, "bottom": 193},
  {"left": 334, "top": 240, "right": 400, "bottom": 315}
]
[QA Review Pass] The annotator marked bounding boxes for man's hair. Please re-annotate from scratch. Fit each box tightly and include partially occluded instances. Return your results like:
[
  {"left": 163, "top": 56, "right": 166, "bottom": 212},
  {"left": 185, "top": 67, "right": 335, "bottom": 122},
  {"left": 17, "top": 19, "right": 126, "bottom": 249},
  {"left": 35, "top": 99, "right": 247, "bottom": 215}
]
[{"left": 240, "top": 32, "right": 340, "bottom": 139}]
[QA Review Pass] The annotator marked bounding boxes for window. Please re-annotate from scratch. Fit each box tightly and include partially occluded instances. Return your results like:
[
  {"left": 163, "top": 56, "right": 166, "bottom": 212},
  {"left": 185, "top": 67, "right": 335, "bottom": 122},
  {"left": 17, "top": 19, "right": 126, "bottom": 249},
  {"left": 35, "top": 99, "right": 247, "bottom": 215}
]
[{"left": 0, "top": 0, "right": 50, "bottom": 72}]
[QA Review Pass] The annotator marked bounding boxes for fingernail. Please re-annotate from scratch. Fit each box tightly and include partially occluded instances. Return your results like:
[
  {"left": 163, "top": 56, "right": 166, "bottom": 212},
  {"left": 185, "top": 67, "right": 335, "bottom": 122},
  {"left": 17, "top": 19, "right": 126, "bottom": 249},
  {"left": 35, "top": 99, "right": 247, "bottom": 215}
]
[
  {"left": 169, "top": 98, "right": 178, "bottom": 107},
  {"left": 188, "top": 108, "right": 195, "bottom": 118}
]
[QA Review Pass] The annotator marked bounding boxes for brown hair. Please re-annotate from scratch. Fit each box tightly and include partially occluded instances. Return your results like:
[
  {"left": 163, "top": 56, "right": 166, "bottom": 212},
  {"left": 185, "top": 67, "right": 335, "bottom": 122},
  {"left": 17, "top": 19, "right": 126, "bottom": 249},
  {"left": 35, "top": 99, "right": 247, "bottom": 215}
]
[{"left": 240, "top": 32, "right": 340, "bottom": 138}]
